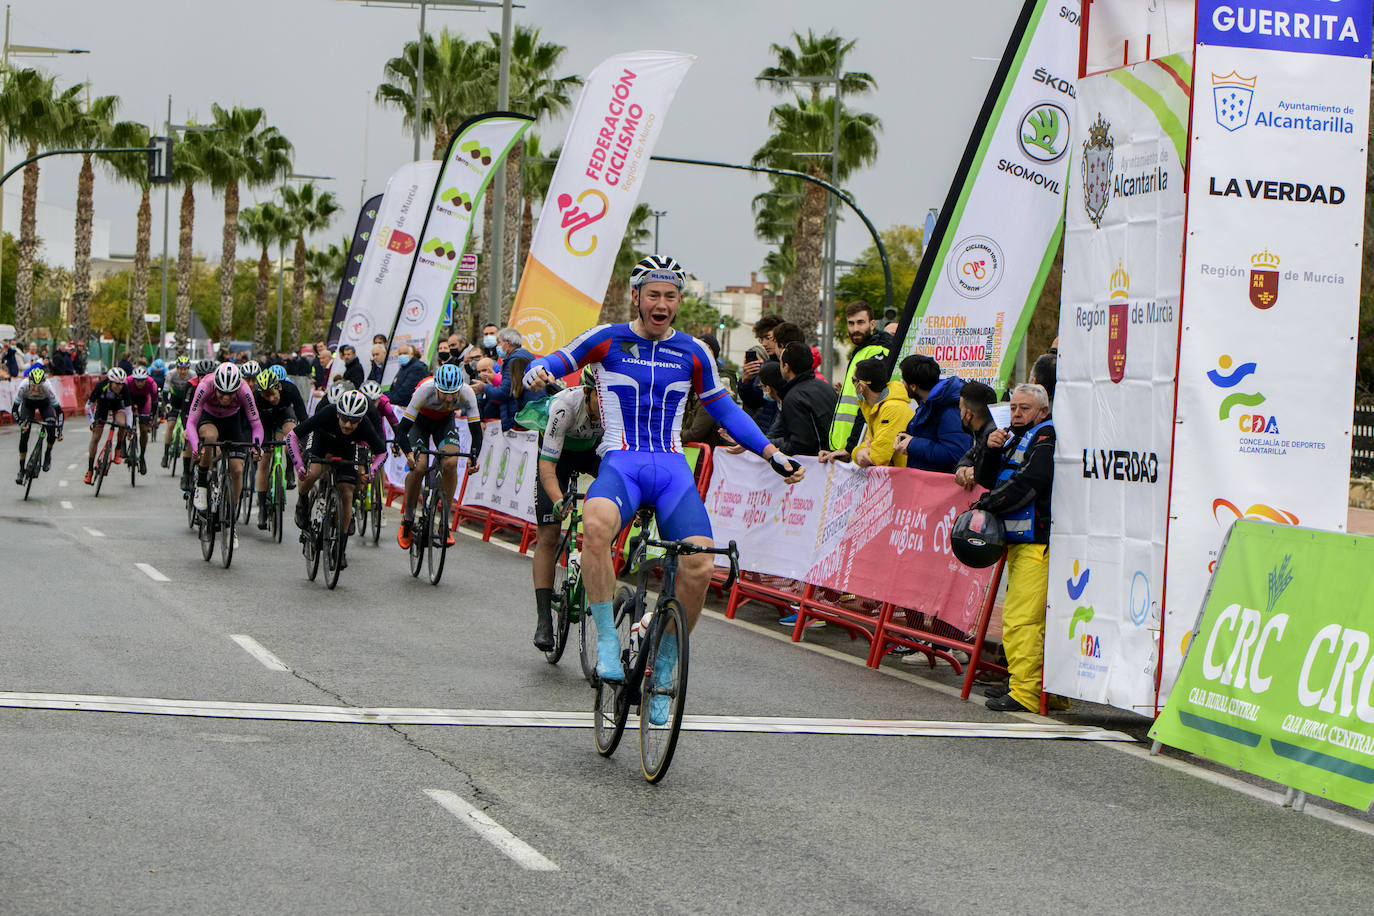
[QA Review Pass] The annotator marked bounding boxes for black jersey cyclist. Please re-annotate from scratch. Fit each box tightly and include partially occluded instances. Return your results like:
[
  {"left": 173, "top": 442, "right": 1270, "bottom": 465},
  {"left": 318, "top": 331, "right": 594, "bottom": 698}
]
[
  {"left": 530, "top": 367, "right": 604, "bottom": 651},
  {"left": 251, "top": 368, "right": 303, "bottom": 529},
  {"left": 84, "top": 367, "right": 135, "bottom": 485},
  {"left": 287, "top": 389, "right": 386, "bottom": 570},
  {"left": 12, "top": 366, "right": 64, "bottom": 482}
]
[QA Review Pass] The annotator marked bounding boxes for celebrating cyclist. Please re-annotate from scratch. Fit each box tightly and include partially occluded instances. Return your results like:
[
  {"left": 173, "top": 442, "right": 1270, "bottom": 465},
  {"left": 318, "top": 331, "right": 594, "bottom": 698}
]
[
  {"left": 186, "top": 363, "right": 264, "bottom": 514},
  {"left": 524, "top": 255, "right": 804, "bottom": 718},
  {"left": 287, "top": 389, "right": 386, "bottom": 570},
  {"left": 12, "top": 366, "right": 63, "bottom": 483},
  {"left": 530, "top": 366, "right": 604, "bottom": 652},
  {"left": 125, "top": 365, "right": 160, "bottom": 475},
  {"left": 393, "top": 363, "right": 482, "bottom": 551},
  {"left": 84, "top": 367, "right": 135, "bottom": 485},
  {"left": 250, "top": 368, "right": 301, "bottom": 530}
]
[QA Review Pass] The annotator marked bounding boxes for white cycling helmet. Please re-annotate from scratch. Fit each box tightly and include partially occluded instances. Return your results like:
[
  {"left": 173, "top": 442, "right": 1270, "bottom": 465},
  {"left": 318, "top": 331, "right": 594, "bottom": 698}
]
[
  {"left": 359, "top": 379, "right": 383, "bottom": 402},
  {"left": 328, "top": 380, "right": 352, "bottom": 404},
  {"left": 213, "top": 362, "right": 243, "bottom": 394},
  {"left": 106, "top": 367, "right": 127, "bottom": 383},
  {"left": 241, "top": 359, "right": 261, "bottom": 379},
  {"left": 630, "top": 254, "right": 686, "bottom": 290},
  {"left": 131, "top": 365, "right": 149, "bottom": 380},
  {"left": 336, "top": 389, "right": 368, "bottom": 419}
]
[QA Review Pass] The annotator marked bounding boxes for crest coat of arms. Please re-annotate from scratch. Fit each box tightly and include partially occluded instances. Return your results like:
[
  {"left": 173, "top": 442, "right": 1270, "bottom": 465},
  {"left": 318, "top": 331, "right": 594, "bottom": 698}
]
[{"left": 1081, "top": 114, "right": 1113, "bottom": 228}]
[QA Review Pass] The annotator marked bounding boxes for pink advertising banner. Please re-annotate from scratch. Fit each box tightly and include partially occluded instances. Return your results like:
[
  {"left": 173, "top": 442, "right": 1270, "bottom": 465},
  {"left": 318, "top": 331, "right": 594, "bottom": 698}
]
[{"left": 705, "top": 451, "right": 994, "bottom": 633}]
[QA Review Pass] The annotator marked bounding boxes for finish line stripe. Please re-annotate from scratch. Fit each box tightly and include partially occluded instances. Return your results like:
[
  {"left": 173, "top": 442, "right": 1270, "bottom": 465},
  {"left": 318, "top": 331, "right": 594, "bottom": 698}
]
[{"left": 0, "top": 692, "right": 1132, "bottom": 740}]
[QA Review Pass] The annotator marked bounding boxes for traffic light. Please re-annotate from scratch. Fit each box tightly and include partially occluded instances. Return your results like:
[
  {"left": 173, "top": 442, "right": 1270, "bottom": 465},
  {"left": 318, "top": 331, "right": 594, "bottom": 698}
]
[{"left": 148, "top": 136, "right": 174, "bottom": 185}]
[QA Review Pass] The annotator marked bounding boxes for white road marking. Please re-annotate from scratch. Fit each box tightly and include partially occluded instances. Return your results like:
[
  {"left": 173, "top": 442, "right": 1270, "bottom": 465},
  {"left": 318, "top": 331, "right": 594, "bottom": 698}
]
[
  {"left": 66, "top": 463, "right": 77, "bottom": 470},
  {"left": 423, "top": 789, "right": 558, "bottom": 871},
  {"left": 83, "top": 527, "right": 105, "bottom": 538},
  {"left": 134, "top": 563, "right": 169, "bottom": 582},
  {"left": 229, "top": 636, "right": 290, "bottom": 672},
  {"left": 60, "top": 500, "right": 72, "bottom": 510},
  {"left": 0, "top": 692, "right": 1131, "bottom": 739},
  {"left": 57, "top": 479, "right": 68, "bottom": 488}
]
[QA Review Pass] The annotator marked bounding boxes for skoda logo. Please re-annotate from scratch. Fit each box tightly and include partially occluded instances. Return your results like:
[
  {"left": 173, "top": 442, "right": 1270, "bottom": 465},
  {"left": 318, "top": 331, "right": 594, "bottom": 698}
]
[{"left": 1018, "top": 102, "right": 1069, "bottom": 164}]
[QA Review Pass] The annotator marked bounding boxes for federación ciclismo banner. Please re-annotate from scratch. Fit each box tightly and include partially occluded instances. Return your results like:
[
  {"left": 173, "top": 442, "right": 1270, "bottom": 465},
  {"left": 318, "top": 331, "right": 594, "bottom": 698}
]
[
  {"left": 1043, "top": 54, "right": 1190, "bottom": 715},
  {"left": 327, "top": 194, "right": 383, "bottom": 349},
  {"left": 1163, "top": 1, "right": 1371, "bottom": 702},
  {"left": 892, "top": 0, "right": 1078, "bottom": 390},
  {"left": 1151, "top": 521, "right": 1374, "bottom": 811},
  {"left": 387, "top": 112, "right": 533, "bottom": 383},
  {"left": 334, "top": 162, "right": 439, "bottom": 369},
  {"left": 705, "top": 451, "right": 996, "bottom": 633},
  {"left": 508, "top": 51, "right": 694, "bottom": 354}
]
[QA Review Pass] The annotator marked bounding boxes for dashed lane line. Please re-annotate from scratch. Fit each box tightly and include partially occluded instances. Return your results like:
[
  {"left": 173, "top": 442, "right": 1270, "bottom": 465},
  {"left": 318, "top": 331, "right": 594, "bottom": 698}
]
[
  {"left": 135, "top": 563, "right": 169, "bottom": 582},
  {"left": 424, "top": 789, "right": 559, "bottom": 871},
  {"left": 229, "top": 636, "right": 290, "bottom": 672},
  {"left": 60, "top": 500, "right": 72, "bottom": 510},
  {"left": 83, "top": 527, "right": 105, "bottom": 538}
]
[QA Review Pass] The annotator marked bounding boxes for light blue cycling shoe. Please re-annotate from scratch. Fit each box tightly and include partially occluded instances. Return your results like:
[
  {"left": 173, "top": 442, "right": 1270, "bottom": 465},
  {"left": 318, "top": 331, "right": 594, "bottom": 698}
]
[
  {"left": 647, "top": 634, "right": 678, "bottom": 726},
  {"left": 591, "top": 601, "right": 624, "bottom": 682}
]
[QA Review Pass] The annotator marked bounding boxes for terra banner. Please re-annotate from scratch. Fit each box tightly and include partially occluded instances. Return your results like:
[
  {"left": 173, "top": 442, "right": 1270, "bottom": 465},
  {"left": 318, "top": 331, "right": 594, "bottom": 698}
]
[{"left": 507, "top": 51, "right": 695, "bottom": 355}]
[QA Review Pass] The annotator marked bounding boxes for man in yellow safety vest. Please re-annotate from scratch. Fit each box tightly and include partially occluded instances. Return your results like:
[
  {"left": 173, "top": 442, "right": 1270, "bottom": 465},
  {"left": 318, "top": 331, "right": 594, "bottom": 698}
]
[{"left": 821, "top": 301, "right": 892, "bottom": 459}]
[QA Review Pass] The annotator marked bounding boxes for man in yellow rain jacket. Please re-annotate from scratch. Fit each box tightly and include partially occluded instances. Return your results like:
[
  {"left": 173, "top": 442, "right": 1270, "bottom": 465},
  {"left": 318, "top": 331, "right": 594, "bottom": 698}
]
[{"left": 819, "top": 357, "right": 913, "bottom": 468}]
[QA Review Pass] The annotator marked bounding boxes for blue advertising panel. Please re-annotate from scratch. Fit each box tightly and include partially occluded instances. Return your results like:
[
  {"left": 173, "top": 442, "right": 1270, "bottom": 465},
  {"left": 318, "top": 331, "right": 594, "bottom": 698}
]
[{"left": 1197, "top": 2, "right": 1372, "bottom": 57}]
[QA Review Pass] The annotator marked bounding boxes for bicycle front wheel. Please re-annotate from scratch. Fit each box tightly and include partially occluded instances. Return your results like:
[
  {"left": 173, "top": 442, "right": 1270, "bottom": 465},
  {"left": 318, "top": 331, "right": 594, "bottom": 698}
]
[
  {"left": 369, "top": 475, "right": 382, "bottom": 545},
  {"left": 303, "top": 498, "right": 321, "bottom": 581},
  {"left": 22, "top": 441, "right": 39, "bottom": 501},
  {"left": 426, "top": 485, "right": 448, "bottom": 585},
  {"left": 545, "top": 562, "right": 571, "bottom": 666},
  {"left": 219, "top": 467, "right": 236, "bottom": 569},
  {"left": 638, "top": 598, "right": 690, "bottom": 784},
  {"left": 271, "top": 475, "right": 285, "bottom": 544},
  {"left": 408, "top": 503, "right": 425, "bottom": 578},
  {"left": 323, "top": 488, "right": 343, "bottom": 590}
]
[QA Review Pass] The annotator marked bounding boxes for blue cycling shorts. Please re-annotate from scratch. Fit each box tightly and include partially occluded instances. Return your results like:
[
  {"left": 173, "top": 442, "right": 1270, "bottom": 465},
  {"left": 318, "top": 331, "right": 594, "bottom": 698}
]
[{"left": 587, "top": 450, "right": 712, "bottom": 542}]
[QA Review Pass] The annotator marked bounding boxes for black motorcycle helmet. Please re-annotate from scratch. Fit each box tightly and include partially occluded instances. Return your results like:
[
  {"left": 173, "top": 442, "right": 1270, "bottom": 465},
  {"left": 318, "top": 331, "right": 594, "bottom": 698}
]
[{"left": 950, "top": 508, "right": 1005, "bottom": 568}]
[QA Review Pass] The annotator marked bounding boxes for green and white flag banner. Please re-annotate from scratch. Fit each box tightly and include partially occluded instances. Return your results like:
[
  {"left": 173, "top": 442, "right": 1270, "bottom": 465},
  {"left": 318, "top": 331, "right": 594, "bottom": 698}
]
[
  {"left": 893, "top": 0, "right": 1079, "bottom": 391},
  {"left": 384, "top": 111, "right": 533, "bottom": 384}
]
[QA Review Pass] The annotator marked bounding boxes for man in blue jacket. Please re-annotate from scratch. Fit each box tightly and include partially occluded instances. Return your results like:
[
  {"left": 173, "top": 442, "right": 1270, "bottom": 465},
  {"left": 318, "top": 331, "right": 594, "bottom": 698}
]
[
  {"left": 892, "top": 354, "right": 972, "bottom": 473},
  {"left": 485, "top": 327, "right": 546, "bottom": 431}
]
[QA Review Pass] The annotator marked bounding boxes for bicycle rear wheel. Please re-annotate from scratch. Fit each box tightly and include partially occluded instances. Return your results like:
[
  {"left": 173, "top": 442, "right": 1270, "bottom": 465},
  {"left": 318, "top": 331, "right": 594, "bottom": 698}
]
[
  {"left": 323, "top": 487, "right": 343, "bottom": 589},
  {"left": 593, "top": 678, "right": 629, "bottom": 758},
  {"left": 128, "top": 439, "right": 137, "bottom": 488},
  {"left": 638, "top": 598, "right": 690, "bottom": 783},
  {"left": 426, "top": 485, "right": 448, "bottom": 585},
  {"left": 219, "top": 466, "right": 236, "bottom": 569},
  {"left": 238, "top": 461, "right": 254, "bottom": 525}
]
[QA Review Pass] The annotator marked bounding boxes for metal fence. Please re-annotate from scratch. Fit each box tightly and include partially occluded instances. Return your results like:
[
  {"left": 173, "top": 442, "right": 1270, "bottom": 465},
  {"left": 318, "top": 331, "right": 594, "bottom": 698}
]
[{"left": 1353, "top": 402, "right": 1374, "bottom": 478}]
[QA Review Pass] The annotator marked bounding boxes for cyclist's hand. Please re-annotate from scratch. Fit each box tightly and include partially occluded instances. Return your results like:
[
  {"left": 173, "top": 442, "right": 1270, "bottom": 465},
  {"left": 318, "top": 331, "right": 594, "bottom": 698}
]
[
  {"left": 770, "top": 451, "right": 804, "bottom": 484},
  {"left": 390, "top": 444, "right": 401, "bottom": 457},
  {"left": 523, "top": 365, "right": 553, "bottom": 391}
]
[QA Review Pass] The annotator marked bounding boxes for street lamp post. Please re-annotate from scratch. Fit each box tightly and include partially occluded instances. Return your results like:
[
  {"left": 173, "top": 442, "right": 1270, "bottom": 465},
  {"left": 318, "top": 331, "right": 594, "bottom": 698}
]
[
  {"left": 0, "top": 5, "right": 89, "bottom": 339},
  {"left": 651, "top": 209, "right": 666, "bottom": 254}
]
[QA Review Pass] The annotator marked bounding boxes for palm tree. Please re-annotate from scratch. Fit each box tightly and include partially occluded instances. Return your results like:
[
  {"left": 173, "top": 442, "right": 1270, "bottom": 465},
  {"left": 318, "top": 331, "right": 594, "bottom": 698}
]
[
  {"left": 600, "top": 202, "right": 652, "bottom": 324},
  {"left": 0, "top": 70, "right": 76, "bottom": 342},
  {"left": 99, "top": 121, "right": 154, "bottom": 354},
  {"left": 171, "top": 129, "right": 211, "bottom": 354},
  {"left": 200, "top": 104, "right": 293, "bottom": 344},
  {"left": 489, "top": 25, "right": 581, "bottom": 318},
  {"left": 755, "top": 30, "right": 878, "bottom": 339},
  {"left": 377, "top": 29, "right": 495, "bottom": 159},
  {"left": 57, "top": 89, "right": 121, "bottom": 347},
  {"left": 238, "top": 201, "right": 291, "bottom": 355},
  {"left": 280, "top": 181, "right": 340, "bottom": 350},
  {"left": 752, "top": 95, "right": 880, "bottom": 337}
]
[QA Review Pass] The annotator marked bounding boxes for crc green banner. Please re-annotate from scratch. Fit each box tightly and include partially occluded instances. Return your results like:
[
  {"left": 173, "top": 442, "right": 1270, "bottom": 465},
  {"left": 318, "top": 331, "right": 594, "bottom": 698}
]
[{"left": 1150, "top": 520, "right": 1374, "bottom": 810}]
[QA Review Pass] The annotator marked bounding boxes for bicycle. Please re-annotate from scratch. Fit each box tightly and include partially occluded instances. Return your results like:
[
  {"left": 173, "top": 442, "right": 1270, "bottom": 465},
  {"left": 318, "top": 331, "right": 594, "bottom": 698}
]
[
  {"left": 237, "top": 452, "right": 256, "bottom": 526},
  {"left": 300, "top": 455, "right": 351, "bottom": 590},
  {"left": 405, "top": 446, "right": 469, "bottom": 586},
  {"left": 546, "top": 478, "right": 591, "bottom": 675},
  {"left": 162, "top": 413, "right": 186, "bottom": 476},
  {"left": 592, "top": 507, "right": 739, "bottom": 783},
  {"left": 195, "top": 440, "right": 254, "bottom": 569},
  {"left": 18, "top": 419, "right": 56, "bottom": 501},
  {"left": 259, "top": 439, "right": 289, "bottom": 544},
  {"left": 125, "top": 420, "right": 141, "bottom": 489},
  {"left": 91, "top": 420, "right": 134, "bottom": 498},
  {"left": 351, "top": 443, "right": 381, "bottom": 543}
]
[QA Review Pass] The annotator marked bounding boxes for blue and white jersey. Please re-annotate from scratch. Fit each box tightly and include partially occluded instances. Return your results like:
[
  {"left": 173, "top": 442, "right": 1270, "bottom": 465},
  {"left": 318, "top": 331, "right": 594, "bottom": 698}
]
[{"left": 529, "top": 324, "right": 770, "bottom": 458}]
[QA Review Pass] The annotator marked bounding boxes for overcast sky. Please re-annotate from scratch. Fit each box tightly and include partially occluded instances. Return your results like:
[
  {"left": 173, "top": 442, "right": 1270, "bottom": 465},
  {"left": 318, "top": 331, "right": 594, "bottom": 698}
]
[{"left": 10, "top": 0, "right": 1025, "bottom": 292}]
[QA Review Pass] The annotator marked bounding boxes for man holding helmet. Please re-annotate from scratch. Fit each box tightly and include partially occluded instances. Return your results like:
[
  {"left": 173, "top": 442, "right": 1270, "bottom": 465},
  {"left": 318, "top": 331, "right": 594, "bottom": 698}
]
[{"left": 970, "top": 382, "right": 1055, "bottom": 713}]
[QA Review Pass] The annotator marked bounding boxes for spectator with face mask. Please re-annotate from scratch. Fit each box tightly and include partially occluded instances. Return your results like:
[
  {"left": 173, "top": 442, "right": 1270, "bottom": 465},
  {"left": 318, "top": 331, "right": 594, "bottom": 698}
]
[
  {"left": 487, "top": 328, "right": 545, "bottom": 431},
  {"left": 388, "top": 343, "right": 429, "bottom": 408},
  {"left": 480, "top": 323, "right": 500, "bottom": 358}
]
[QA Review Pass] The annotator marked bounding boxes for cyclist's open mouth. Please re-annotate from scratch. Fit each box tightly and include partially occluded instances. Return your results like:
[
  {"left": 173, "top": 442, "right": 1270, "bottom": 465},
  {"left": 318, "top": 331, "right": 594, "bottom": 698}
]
[{"left": 646, "top": 308, "right": 672, "bottom": 330}]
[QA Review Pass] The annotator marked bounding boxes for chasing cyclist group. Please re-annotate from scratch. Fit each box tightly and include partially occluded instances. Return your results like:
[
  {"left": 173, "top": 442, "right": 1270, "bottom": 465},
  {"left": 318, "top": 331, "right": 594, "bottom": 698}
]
[{"left": 12, "top": 256, "right": 805, "bottom": 701}]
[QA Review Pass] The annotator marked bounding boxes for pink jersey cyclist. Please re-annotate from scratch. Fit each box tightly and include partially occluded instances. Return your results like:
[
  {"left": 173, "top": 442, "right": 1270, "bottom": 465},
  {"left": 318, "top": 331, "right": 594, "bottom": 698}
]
[{"left": 186, "top": 372, "right": 264, "bottom": 454}]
